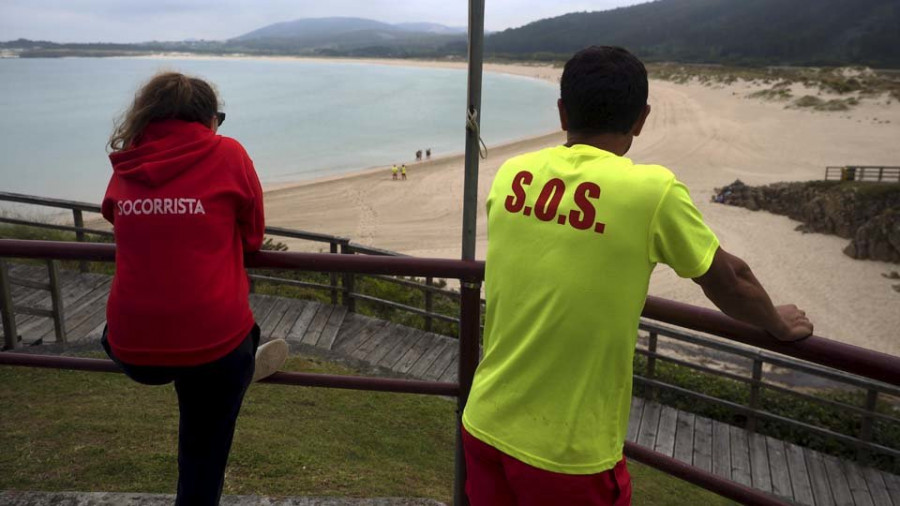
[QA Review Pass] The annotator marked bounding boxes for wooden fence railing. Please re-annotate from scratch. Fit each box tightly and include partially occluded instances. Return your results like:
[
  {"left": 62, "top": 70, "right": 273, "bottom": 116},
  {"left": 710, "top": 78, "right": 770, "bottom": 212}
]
[
  {"left": 824, "top": 166, "right": 900, "bottom": 183},
  {"left": 3, "top": 239, "right": 900, "bottom": 506},
  {"left": 636, "top": 321, "right": 900, "bottom": 462},
  {"left": 0, "top": 191, "right": 471, "bottom": 334},
  {"left": 2, "top": 191, "right": 897, "bottom": 465}
]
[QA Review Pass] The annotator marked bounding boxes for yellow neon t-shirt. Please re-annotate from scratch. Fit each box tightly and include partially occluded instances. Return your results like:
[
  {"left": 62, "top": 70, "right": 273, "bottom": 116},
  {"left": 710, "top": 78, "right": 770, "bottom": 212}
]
[{"left": 462, "top": 144, "right": 719, "bottom": 474}]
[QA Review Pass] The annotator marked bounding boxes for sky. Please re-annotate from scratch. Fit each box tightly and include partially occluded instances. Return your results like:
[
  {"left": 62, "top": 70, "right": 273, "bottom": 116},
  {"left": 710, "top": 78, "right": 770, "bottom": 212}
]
[{"left": 0, "top": 0, "right": 645, "bottom": 43}]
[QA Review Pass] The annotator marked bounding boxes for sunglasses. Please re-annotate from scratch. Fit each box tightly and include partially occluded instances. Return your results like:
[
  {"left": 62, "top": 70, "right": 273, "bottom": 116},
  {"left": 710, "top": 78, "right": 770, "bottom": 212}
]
[{"left": 216, "top": 112, "right": 226, "bottom": 126}]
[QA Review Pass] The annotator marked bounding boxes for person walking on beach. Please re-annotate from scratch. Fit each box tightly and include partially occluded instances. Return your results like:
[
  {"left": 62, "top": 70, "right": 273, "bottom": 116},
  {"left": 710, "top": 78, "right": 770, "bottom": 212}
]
[
  {"left": 416, "top": 149, "right": 422, "bottom": 161},
  {"left": 426, "top": 148, "right": 431, "bottom": 159},
  {"left": 392, "top": 164, "right": 399, "bottom": 180},
  {"left": 101, "top": 72, "right": 289, "bottom": 506},
  {"left": 401, "top": 164, "right": 408, "bottom": 180},
  {"left": 461, "top": 46, "right": 813, "bottom": 505}
]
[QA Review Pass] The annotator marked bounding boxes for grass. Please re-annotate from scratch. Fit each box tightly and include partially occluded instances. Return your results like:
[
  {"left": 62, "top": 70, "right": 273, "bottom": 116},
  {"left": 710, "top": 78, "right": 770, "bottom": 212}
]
[
  {"left": 790, "top": 95, "right": 859, "bottom": 111},
  {"left": 648, "top": 63, "right": 900, "bottom": 105},
  {"left": 0, "top": 355, "right": 736, "bottom": 505}
]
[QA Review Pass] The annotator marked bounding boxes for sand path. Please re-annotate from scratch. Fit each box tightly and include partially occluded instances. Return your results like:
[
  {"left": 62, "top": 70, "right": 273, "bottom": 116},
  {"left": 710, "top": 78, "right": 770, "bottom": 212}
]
[{"left": 264, "top": 62, "right": 899, "bottom": 355}]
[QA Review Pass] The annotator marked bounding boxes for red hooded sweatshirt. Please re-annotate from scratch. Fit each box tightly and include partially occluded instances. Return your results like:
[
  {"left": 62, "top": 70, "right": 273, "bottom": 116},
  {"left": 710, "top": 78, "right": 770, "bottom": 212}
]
[{"left": 102, "top": 119, "right": 264, "bottom": 367}]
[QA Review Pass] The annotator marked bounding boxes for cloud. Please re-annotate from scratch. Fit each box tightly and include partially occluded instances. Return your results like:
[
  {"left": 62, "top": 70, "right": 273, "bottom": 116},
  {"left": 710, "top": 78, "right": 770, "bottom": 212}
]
[{"left": 0, "top": 0, "right": 644, "bottom": 43}]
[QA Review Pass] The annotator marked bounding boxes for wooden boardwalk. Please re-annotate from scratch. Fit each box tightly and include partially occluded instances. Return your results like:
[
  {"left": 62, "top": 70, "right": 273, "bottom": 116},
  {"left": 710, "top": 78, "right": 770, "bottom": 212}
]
[{"left": 2, "top": 264, "right": 899, "bottom": 505}]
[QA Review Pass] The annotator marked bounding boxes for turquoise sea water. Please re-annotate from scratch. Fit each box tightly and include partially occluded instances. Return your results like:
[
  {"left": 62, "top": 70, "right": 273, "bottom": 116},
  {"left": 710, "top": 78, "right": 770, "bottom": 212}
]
[{"left": 0, "top": 57, "right": 559, "bottom": 203}]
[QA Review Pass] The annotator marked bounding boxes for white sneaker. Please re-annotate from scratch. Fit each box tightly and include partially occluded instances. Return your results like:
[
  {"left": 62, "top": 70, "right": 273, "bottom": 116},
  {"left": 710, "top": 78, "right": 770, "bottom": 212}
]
[{"left": 253, "top": 339, "right": 289, "bottom": 382}]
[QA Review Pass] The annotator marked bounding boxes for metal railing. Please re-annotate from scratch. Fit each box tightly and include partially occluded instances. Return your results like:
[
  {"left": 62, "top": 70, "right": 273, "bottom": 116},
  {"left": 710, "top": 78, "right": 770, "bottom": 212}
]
[
  {"left": 824, "top": 166, "right": 900, "bottom": 182},
  {"left": 0, "top": 191, "right": 471, "bottom": 334},
  {"left": 636, "top": 321, "right": 900, "bottom": 462},
  {"left": 2, "top": 239, "right": 900, "bottom": 506}
]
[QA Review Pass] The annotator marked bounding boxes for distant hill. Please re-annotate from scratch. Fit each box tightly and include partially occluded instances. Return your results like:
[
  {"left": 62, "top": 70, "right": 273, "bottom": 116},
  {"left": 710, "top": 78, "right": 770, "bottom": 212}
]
[
  {"left": 229, "top": 17, "right": 466, "bottom": 56},
  {"left": 233, "top": 17, "right": 395, "bottom": 41},
  {"left": 485, "top": 0, "right": 900, "bottom": 67}
]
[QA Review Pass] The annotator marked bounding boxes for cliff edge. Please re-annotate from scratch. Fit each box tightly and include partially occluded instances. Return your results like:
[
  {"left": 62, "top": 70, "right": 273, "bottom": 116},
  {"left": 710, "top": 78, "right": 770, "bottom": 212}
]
[{"left": 713, "top": 180, "right": 900, "bottom": 263}]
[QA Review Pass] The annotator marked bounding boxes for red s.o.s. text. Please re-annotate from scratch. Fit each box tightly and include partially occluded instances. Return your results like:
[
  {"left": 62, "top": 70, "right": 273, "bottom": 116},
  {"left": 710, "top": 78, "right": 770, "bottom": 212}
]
[{"left": 504, "top": 170, "right": 605, "bottom": 234}]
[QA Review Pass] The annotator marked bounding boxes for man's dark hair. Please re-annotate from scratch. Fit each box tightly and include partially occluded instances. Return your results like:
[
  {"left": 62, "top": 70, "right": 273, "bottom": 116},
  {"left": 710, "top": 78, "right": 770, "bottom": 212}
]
[{"left": 560, "top": 46, "right": 648, "bottom": 135}]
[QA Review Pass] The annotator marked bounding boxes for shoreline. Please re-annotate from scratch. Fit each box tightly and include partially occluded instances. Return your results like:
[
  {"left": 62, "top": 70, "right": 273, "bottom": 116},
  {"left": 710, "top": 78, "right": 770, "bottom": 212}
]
[{"left": 137, "top": 53, "right": 565, "bottom": 194}]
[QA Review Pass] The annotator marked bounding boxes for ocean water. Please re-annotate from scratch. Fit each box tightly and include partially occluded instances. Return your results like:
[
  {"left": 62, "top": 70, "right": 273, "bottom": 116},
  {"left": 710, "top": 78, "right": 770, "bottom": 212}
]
[{"left": 0, "top": 57, "right": 559, "bottom": 203}]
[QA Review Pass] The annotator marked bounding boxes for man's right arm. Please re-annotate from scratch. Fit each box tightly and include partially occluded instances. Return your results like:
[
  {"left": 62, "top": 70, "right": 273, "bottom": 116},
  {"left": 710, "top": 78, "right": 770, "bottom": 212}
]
[{"left": 692, "top": 247, "right": 813, "bottom": 342}]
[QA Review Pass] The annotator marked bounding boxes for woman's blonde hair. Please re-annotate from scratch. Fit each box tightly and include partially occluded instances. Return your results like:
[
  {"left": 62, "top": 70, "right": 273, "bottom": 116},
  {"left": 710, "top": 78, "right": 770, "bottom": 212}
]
[{"left": 109, "top": 72, "right": 219, "bottom": 152}]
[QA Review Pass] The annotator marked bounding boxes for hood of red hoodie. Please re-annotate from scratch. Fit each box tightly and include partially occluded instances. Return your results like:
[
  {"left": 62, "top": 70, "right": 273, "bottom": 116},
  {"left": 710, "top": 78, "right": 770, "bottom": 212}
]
[{"left": 109, "top": 119, "right": 220, "bottom": 187}]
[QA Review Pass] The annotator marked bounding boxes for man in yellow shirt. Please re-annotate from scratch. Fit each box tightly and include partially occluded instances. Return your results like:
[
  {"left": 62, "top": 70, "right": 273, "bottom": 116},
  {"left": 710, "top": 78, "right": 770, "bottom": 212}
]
[{"left": 461, "top": 46, "right": 813, "bottom": 505}]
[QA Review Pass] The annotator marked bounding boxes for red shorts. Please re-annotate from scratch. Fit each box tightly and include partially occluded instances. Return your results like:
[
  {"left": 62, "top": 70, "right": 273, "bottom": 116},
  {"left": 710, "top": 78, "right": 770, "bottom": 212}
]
[{"left": 462, "top": 427, "right": 632, "bottom": 506}]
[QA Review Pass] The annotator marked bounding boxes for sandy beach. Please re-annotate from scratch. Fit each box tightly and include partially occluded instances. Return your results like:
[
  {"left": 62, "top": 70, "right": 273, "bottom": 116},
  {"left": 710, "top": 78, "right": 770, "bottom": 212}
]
[{"left": 257, "top": 58, "right": 900, "bottom": 356}]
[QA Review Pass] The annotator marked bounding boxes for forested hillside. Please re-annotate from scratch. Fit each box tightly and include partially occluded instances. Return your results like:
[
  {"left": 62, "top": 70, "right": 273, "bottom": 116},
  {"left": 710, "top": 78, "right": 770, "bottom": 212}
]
[{"left": 486, "top": 0, "right": 900, "bottom": 67}]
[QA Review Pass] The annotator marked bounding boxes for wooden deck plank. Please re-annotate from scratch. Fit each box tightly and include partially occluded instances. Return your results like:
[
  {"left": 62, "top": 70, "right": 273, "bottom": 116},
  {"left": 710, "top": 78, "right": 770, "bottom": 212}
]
[
  {"left": 672, "top": 410, "right": 695, "bottom": 464},
  {"left": 626, "top": 397, "right": 645, "bottom": 444},
  {"left": 748, "top": 432, "right": 772, "bottom": 494},
  {"left": 349, "top": 322, "right": 395, "bottom": 360},
  {"left": 822, "top": 455, "right": 855, "bottom": 506},
  {"left": 363, "top": 324, "right": 408, "bottom": 364},
  {"left": 438, "top": 355, "right": 458, "bottom": 383},
  {"left": 40, "top": 279, "right": 111, "bottom": 339},
  {"left": 423, "top": 338, "right": 457, "bottom": 381},
  {"left": 328, "top": 314, "right": 368, "bottom": 350},
  {"left": 316, "top": 306, "right": 348, "bottom": 350},
  {"left": 339, "top": 319, "right": 390, "bottom": 356},
  {"left": 654, "top": 405, "right": 678, "bottom": 457},
  {"left": 258, "top": 298, "right": 292, "bottom": 339},
  {"left": 729, "top": 425, "right": 752, "bottom": 488},
  {"left": 785, "top": 442, "right": 815, "bottom": 506},
  {"left": 636, "top": 400, "right": 661, "bottom": 449},
  {"left": 286, "top": 302, "right": 322, "bottom": 342},
  {"left": 394, "top": 331, "right": 441, "bottom": 375},
  {"left": 711, "top": 420, "right": 732, "bottom": 480},
  {"left": 270, "top": 300, "right": 308, "bottom": 339},
  {"left": 766, "top": 436, "right": 794, "bottom": 501},
  {"left": 301, "top": 304, "right": 336, "bottom": 346},
  {"left": 331, "top": 316, "right": 379, "bottom": 353},
  {"left": 249, "top": 295, "right": 278, "bottom": 327},
  {"left": 378, "top": 328, "right": 423, "bottom": 369},
  {"left": 845, "top": 461, "right": 876, "bottom": 506},
  {"left": 692, "top": 416, "right": 713, "bottom": 472},
  {"left": 408, "top": 336, "right": 452, "bottom": 378},
  {"left": 805, "top": 448, "right": 836, "bottom": 506},
  {"left": 64, "top": 298, "right": 109, "bottom": 342},
  {"left": 864, "top": 467, "right": 894, "bottom": 506},
  {"left": 881, "top": 471, "right": 900, "bottom": 506}
]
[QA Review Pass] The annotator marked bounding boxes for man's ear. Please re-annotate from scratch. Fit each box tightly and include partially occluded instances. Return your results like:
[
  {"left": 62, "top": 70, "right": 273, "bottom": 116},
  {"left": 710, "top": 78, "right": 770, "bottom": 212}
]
[
  {"left": 557, "top": 98, "right": 569, "bottom": 132},
  {"left": 632, "top": 104, "right": 651, "bottom": 137}
]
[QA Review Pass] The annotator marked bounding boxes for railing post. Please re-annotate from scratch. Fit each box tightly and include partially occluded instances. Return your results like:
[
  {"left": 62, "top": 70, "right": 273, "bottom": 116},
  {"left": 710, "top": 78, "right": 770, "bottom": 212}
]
[
  {"left": 340, "top": 242, "right": 355, "bottom": 313},
  {"left": 747, "top": 357, "right": 764, "bottom": 432},
  {"left": 329, "top": 241, "right": 339, "bottom": 305},
  {"left": 0, "top": 259, "right": 20, "bottom": 350},
  {"left": 858, "top": 388, "right": 879, "bottom": 462},
  {"left": 878, "top": 167, "right": 883, "bottom": 182},
  {"left": 424, "top": 277, "right": 434, "bottom": 332},
  {"left": 646, "top": 331, "right": 658, "bottom": 400},
  {"left": 72, "top": 209, "right": 88, "bottom": 273},
  {"left": 47, "top": 259, "right": 67, "bottom": 344},
  {"left": 455, "top": 280, "right": 481, "bottom": 506}
]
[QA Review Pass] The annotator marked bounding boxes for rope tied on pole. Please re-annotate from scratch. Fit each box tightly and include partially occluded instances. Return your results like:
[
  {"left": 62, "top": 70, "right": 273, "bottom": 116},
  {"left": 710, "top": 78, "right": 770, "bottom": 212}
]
[{"left": 466, "top": 107, "right": 488, "bottom": 159}]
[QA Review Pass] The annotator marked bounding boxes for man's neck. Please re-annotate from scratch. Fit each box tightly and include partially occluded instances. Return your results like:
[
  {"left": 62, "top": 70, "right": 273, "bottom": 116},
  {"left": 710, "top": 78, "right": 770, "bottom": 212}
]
[{"left": 564, "top": 132, "right": 633, "bottom": 157}]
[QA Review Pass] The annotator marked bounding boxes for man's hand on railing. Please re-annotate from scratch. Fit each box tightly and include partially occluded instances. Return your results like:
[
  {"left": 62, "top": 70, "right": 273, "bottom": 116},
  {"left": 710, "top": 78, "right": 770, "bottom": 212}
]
[{"left": 770, "top": 304, "right": 814, "bottom": 342}]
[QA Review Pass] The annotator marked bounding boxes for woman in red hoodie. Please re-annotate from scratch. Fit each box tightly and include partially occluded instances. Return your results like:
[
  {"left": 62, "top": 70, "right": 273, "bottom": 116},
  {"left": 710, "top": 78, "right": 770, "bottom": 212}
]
[{"left": 101, "top": 72, "right": 287, "bottom": 505}]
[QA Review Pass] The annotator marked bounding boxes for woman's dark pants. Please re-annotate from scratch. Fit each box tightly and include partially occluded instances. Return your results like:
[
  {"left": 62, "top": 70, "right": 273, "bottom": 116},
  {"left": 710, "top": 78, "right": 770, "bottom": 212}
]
[{"left": 102, "top": 325, "right": 259, "bottom": 506}]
